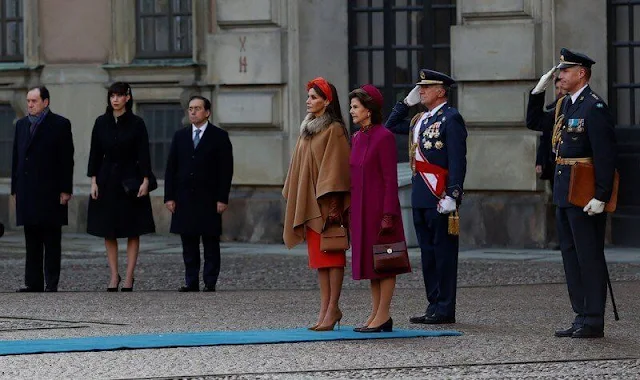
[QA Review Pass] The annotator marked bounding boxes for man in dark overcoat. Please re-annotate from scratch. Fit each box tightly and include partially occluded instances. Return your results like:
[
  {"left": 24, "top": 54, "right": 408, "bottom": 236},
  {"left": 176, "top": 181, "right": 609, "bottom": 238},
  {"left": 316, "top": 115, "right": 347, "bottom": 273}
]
[
  {"left": 385, "top": 69, "right": 467, "bottom": 324},
  {"left": 11, "top": 86, "right": 74, "bottom": 292},
  {"left": 164, "top": 95, "right": 233, "bottom": 292}
]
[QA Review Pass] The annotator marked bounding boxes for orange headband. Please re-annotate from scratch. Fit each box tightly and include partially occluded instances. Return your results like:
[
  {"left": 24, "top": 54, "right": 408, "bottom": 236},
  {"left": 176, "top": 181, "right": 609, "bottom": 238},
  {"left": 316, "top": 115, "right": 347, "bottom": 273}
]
[{"left": 306, "top": 77, "right": 333, "bottom": 103}]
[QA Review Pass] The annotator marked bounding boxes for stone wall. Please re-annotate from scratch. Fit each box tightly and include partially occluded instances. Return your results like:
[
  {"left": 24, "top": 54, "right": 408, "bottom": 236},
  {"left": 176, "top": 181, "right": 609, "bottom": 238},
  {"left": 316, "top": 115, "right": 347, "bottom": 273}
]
[{"left": 0, "top": 0, "right": 612, "bottom": 247}]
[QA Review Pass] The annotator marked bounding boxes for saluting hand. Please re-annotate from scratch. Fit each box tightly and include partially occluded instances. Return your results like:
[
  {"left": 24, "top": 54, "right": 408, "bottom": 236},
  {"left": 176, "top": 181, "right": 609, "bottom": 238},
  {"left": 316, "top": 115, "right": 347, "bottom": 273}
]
[
  {"left": 217, "top": 202, "right": 228, "bottom": 214},
  {"left": 403, "top": 86, "right": 421, "bottom": 107},
  {"left": 531, "top": 66, "right": 558, "bottom": 95}
]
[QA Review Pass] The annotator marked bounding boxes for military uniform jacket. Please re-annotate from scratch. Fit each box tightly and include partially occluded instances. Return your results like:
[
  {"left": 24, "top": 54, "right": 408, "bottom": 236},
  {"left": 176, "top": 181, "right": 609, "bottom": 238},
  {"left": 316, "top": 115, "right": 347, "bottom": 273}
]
[
  {"left": 385, "top": 101, "right": 467, "bottom": 208},
  {"left": 553, "top": 86, "right": 617, "bottom": 207}
]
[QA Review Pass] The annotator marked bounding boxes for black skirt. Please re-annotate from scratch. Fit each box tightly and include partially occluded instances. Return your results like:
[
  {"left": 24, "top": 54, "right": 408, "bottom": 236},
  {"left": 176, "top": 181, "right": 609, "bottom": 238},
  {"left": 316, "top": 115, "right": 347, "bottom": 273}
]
[{"left": 87, "top": 177, "right": 155, "bottom": 239}]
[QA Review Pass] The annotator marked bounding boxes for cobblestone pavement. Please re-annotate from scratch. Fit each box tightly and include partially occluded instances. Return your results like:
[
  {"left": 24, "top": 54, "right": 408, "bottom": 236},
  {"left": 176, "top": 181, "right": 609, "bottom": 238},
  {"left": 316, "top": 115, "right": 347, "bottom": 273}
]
[{"left": 0, "top": 232, "right": 639, "bottom": 379}]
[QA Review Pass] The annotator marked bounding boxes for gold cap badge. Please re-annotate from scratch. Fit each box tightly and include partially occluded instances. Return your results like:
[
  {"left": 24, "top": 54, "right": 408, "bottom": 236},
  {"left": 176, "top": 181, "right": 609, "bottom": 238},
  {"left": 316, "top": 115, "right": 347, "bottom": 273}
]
[{"left": 420, "top": 71, "right": 426, "bottom": 80}]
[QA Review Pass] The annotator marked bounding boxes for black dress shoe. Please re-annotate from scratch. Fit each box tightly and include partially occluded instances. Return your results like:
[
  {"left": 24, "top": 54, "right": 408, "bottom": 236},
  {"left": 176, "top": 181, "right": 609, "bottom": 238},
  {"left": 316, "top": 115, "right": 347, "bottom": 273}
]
[
  {"left": 423, "top": 315, "right": 456, "bottom": 324},
  {"left": 357, "top": 318, "right": 393, "bottom": 333},
  {"left": 554, "top": 325, "right": 578, "bottom": 337},
  {"left": 409, "top": 313, "right": 433, "bottom": 324},
  {"left": 179, "top": 285, "right": 199, "bottom": 292},
  {"left": 16, "top": 287, "right": 43, "bottom": 293},
  {"left": 44, "top": 288, "right": 58, "bottom": 292},
  {"left": 203, "top": 285, "right": 216, "bottom": 292},
  {"left": 572, "top": 325, "right": 604, "bottom": 339}
]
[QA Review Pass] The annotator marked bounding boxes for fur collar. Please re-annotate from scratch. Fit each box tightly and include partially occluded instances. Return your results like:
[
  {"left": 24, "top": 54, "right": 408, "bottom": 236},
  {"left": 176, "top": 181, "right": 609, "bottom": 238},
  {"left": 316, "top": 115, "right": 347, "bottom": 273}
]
[{"left": 300, "top": 112, "right": 332, "bottom": 137}]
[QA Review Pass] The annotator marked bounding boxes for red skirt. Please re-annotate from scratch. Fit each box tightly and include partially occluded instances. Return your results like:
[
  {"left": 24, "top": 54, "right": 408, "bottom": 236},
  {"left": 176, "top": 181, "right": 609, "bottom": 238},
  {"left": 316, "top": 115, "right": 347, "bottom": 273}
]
[{"left": 306, "top": 228, "right": 346, "bottom": 269}]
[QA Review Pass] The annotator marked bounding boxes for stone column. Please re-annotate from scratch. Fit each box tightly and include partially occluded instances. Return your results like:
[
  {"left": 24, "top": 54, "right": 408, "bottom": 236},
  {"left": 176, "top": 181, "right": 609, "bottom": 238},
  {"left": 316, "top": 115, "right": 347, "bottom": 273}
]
[
  {"left": 451, "top": 0, "right": 552, "bottom": 247},
  {"left": 206, "top": 0, "right": 289, "bottom": 242}
]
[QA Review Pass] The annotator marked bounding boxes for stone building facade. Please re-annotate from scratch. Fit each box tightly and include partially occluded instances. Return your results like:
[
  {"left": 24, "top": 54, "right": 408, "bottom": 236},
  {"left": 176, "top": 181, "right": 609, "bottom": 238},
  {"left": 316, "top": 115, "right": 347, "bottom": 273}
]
[{"left": 0, "top": 0, "right": 637, "bottom": 247}]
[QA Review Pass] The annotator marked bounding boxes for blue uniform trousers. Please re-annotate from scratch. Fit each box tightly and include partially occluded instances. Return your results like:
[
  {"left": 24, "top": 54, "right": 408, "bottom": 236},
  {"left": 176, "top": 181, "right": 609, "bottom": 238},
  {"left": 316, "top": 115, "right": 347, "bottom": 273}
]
[
  {"left": 413, "top": 208, "right": 459, "bottom": 318},
  {"left": 556, "top": 206, "right": 607, "bottom": 327}
]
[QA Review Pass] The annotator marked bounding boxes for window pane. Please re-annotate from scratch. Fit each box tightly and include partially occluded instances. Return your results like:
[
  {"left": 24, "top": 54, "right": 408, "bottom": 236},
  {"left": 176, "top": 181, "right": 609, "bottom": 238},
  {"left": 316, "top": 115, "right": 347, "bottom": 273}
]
[
  {"left": 356, "top": 51, "right": 370, "bottom": 85},
  {"left": 155, "top": 17, "right": 170, "bottom": 52},
  {"left": 0, "top": 105, "right": 16, "bottom": 177},
  {"left": 137, "top": 103, "right": 184, "bottom": 178},
  {"left": 0, "top": 1, "right": 23, "bottom": 62},
  {"left": 5, "top": 0, "right": 19, "bottom": 18},
  {"left": 136, "top": 0, "right": 192, "bottom": 58},
  {"left": 139, "top": 18, "right": 155, "bottom": 52},
  {"left": 173, "top": 16, "right": 191, "bottom": 52},
  {"left": 140, "top": 0, "right": 154, "bottom": 13},
  {"left": 173, "top": 0, "right": 191, "bottom": 13},
  {"left": 155, "top": 0, "right": 170, "bottom": 13},
  {"left": 6, "top": 21, "right": 22, "bottom": 56}
]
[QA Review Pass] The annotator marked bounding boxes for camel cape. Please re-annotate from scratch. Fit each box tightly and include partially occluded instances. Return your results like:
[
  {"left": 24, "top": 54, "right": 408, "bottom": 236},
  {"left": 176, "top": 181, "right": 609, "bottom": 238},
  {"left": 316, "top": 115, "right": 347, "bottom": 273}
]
[{"left": 282, "top": 121, "right": 351, "bottom": 248}]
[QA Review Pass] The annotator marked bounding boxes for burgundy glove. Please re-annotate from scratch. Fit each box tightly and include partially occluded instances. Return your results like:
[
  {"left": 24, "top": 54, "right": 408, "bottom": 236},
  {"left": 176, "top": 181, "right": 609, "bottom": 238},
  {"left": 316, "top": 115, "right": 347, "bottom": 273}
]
[
  {"left": 380, "top": 214, "right": 394, "bottom": 233},
  {"left": 327, "top": 196, "right": 342, "bottom": 224}
]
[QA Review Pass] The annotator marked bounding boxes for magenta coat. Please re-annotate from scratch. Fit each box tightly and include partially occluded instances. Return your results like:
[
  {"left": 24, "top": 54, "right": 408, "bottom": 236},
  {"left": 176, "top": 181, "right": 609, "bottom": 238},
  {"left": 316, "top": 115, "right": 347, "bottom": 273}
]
[{"left": 349, "top": 125, "right": 410, "bottom": 280}]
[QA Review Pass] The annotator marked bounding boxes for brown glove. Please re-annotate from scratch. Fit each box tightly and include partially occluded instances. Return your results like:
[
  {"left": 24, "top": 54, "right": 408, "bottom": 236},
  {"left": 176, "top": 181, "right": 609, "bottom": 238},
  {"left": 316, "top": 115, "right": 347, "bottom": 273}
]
[{"left": 380, "top": 214, "right": 394, "bottom": 233}]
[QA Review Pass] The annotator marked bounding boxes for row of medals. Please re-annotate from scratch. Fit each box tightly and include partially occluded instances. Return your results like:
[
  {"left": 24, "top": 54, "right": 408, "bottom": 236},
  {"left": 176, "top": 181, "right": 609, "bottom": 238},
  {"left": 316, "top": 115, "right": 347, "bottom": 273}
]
[{"left": 422, "top": 119, "right": 445, "bottom": 150}]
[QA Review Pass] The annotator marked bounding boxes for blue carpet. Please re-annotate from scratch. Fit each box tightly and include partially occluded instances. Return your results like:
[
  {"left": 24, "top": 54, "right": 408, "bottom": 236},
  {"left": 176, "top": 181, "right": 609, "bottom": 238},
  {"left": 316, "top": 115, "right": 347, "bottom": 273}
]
[{"left": 0, "top": 327, "right": 462, "bottom": 356}]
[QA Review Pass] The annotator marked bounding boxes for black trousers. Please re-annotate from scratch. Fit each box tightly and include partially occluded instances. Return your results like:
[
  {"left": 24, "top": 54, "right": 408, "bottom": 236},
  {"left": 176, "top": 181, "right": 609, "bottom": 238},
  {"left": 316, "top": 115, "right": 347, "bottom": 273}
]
[
  {"left": 180, "top": 234, "right": 220, "bottom": 288},
  {"left": 556, "top": 207, "right": 607, "bottom": 327},
  {"left": 23, "top": 225, "right": 62, "bottom": 290},
  {"left": 413, "top": 208, "right": 459, "bottom": 318}
]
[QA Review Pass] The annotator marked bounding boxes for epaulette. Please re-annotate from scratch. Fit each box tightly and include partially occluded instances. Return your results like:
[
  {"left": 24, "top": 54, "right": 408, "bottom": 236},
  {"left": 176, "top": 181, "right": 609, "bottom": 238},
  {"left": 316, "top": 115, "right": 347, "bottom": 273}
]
[{"left": 591, "top": 93, "right": 600, "bottom": 100}]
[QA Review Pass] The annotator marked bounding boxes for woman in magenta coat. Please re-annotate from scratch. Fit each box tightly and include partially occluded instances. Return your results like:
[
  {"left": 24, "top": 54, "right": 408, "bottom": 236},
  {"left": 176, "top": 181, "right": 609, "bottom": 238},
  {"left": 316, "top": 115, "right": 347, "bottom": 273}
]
[{"left": 349, "top": 84, "right": 410, "bottom": 333}]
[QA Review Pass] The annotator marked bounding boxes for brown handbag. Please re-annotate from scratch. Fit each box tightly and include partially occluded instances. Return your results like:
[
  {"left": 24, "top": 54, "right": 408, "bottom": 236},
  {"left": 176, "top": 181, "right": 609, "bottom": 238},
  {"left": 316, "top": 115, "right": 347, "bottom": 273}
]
[
  {"left": 320, "top": 220, "right": 350, "bottom": 252},
  {"left": 373, "top": 237, "right": 410, "bottom": 274},
  {"left": 568, "top": 162, "right": 619, "bottom": 213}
]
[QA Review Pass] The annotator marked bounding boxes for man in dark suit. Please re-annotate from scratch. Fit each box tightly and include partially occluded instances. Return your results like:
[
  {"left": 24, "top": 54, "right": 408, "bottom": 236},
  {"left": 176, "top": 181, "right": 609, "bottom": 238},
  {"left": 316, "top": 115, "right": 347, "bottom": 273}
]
[
  {"left": 385, "top": 69, "right": 467, "bottom": 324},
  {"left": 164, "top": 95, "right": 233, "bottom": 292},
  {"left": 11, "top": 86, "right": 74, "bottom": 292},
  {"left": 549, "top": 48, "right": 617, "bottom": 339}
]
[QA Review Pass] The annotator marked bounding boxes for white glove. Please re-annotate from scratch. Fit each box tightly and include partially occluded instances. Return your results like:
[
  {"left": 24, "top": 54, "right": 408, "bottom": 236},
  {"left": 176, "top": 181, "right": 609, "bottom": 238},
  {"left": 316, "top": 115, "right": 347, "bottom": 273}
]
[
  {"left": 531, "top": 67, "right": 557, "bottom": 94},
  {"left": 583, "top": 198, "right": 605, "bottom": 216},
  {"left": 403, "top": 86, "right": 421, "bottom": 106},
  {"left": 437, "top": 196, "right": 457, "bottom": 214}
]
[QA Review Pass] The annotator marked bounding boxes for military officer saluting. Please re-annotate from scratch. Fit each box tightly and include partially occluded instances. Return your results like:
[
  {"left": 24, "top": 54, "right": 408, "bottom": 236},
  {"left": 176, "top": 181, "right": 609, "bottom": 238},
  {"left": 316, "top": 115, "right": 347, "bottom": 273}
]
[
  {"left": 542, "top": 48, "right": 617, "bottom": 338},
  {"left": 385, "top": 69, "right": 467, "bottom": 324}
]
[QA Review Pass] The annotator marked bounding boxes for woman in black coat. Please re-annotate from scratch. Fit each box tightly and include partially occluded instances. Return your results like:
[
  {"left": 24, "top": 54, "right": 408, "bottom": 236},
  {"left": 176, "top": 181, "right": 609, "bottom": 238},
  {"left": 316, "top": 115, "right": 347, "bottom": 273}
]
[{"left": 87, "top": 82, "right": 156, "bottom": 292}]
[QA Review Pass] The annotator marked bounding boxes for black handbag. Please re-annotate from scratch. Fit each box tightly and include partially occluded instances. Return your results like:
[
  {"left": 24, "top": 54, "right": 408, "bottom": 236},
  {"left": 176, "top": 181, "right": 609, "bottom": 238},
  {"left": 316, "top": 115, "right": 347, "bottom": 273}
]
[{"left": 122, "top": 171, "right": 158, "bottom": 196}]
